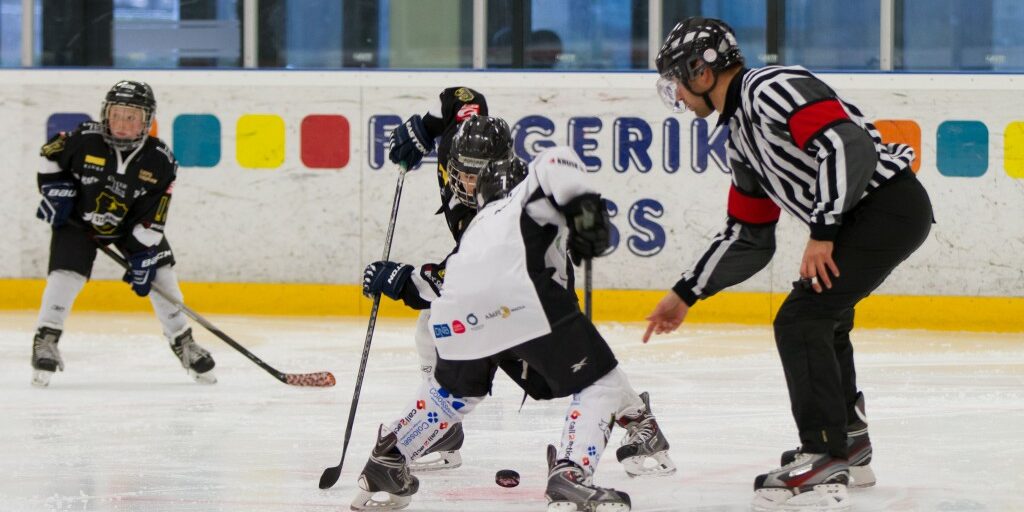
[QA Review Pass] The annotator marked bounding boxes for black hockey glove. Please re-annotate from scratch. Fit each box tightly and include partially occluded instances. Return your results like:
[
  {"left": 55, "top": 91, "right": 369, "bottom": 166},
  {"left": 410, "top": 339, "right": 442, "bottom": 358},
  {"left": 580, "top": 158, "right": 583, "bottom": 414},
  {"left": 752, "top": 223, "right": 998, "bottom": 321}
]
[
  {"left": 36, "top": 181, "right": 77, "bottom": 227},
  {"left": 388, "top": 114, "right": 435, "bottom": 170},
  {"left": 564, "top": 193, "right": 611, "bottom": 266},
  {"left": 363, "top": 260, "right": 414, "bottom": 300},
  {"left": 123, "top": 249, "right": 158, "bottom": 297}
]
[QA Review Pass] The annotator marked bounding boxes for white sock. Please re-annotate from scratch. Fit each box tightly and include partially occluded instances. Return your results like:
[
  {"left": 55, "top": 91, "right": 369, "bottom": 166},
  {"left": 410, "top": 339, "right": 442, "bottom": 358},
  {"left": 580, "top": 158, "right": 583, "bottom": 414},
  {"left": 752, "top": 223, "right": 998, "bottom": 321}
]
[
  {"left": 147, "top": 266, "right": 189, "bottom": 340},
  {"left": 557, "top": 367, "right": 638, "bottom": 477},
  {"left": 37, "top": 270, "right": 87, "bottom": 330},
  {"left": 390, "top": 375, "right": 483, "bottom": 461}
]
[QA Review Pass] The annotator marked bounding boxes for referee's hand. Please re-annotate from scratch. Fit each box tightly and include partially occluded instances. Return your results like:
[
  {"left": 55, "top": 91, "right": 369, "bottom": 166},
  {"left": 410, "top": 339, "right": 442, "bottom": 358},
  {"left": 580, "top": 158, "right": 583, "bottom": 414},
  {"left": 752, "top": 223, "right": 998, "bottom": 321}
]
[
  {"left": 643, "top": 291, "right": 689, "bottom": 343},
  {"left": 800, "top": 238, "right": 839, "bottom": 293}
]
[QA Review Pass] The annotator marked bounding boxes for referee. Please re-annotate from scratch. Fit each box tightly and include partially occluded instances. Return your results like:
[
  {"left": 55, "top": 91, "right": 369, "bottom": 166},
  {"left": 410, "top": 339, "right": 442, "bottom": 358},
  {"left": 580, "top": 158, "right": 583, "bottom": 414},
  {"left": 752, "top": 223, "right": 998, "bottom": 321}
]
[{"left": 644, "top": 17, "right": 933, "bottom": 511}]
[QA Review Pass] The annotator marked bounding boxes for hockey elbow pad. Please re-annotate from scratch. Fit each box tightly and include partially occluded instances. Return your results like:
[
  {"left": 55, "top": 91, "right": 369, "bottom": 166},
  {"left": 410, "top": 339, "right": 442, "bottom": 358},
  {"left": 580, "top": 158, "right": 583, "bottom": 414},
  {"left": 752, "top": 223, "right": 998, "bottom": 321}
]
[
  {"left": 362, "top": 261, "right": 414, "bottom": 301},
  {"left": 564, "top": 193, "right": 611, "bottom": 265}
]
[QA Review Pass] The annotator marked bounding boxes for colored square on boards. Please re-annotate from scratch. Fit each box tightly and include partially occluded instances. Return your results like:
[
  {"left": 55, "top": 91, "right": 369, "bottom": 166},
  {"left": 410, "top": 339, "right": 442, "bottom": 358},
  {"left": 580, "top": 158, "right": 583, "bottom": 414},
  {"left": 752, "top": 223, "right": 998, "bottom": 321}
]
[
  {"left": 936, "top": 121, "right": 987, "bottom": 177},
  {"left": 236, "top": 114, "right": 285, "bottom": 168},
  {"left": 1004, "top": 122, "right": 1024, "bottom": 179},
  {"left": 46, "top": 113, "right": 92, "bottom": 140},
  {"left": 301, "top": 115, "right": 350, "bottom": 168},
  {"left": 173, "top": 114, "right": 221, "bottom": 167},
  {"left": 874, "top": 119, "right": 921, "bottom": 172}
]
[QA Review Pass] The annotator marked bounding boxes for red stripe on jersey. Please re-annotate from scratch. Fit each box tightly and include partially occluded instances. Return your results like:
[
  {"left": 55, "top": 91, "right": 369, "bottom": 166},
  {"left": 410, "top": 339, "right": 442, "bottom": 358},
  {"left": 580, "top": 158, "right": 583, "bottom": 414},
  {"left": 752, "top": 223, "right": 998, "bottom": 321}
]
[
  {"left": 728, "top": 185, "right": 780, "bottom": 224},
  {"left": 788, "top": 99, "right": 850, "bottom": 150}
]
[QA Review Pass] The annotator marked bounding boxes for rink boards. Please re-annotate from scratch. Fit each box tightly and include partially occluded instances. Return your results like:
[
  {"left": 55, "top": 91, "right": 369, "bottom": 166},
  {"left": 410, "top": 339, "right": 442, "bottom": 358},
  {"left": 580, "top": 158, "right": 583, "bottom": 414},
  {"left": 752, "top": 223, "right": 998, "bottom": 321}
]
[{"left": 0, "top": 70, "right": 1021, "bottom": 330}]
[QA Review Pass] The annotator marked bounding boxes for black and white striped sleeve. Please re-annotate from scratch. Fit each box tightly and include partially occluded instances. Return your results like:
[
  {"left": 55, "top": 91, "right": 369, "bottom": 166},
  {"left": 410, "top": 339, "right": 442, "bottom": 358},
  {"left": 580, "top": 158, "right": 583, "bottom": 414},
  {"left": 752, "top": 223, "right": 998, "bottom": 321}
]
[
  {"left": 671, "top": 162, "right": 778, "bottom": 306},
  {"left": 758, "top": 74, "right": 879, "bottom": 241}
]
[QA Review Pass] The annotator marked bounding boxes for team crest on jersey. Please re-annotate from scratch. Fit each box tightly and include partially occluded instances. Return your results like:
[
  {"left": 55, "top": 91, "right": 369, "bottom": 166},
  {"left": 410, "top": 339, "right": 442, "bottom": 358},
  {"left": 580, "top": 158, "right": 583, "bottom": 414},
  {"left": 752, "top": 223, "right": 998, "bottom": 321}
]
[
  {"left": 138, "top": 169, "right": 158, "bottom": 184},
  {"left": 454, "top": 87, "right": 475, "bottom": 102},
  {"left": 86, "top": 191, "right": 128, "bottom": 234}
]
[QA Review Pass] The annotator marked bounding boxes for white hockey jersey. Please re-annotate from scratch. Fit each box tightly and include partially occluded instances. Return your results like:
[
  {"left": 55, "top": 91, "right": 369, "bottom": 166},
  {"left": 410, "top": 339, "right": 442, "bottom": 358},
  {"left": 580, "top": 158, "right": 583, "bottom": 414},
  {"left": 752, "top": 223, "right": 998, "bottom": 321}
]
[{"left": 428, "top": 146, "right": 597, "bottom": 360}]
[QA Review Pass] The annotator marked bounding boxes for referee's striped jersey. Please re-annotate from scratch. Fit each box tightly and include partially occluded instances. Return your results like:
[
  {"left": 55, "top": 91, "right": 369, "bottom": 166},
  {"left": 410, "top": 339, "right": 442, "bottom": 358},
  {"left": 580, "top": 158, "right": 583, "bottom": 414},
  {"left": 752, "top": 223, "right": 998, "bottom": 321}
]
[{"left": 672, "top": 66, "right": 916, "bottom": 306}]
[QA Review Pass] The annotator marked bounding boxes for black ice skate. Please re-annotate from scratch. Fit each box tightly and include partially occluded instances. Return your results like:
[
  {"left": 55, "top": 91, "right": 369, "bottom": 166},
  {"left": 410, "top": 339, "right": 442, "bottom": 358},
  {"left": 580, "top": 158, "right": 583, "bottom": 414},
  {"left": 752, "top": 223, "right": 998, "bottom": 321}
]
[
  {"left": 752, "top": 452, "right": 850, "bottom": 512},
  {"left": 351, "top": 425, "right": 419, "bottom": 511},
  {"left": 545, "top": 460, "right": 631, "bottom": 512},
  {"left": 615, "top": 391, "right": 676, "bottom": 477},
  {"left": 409, "top": 421, "right": 464, "bottom": 472},
  {"left": 31, "top": 326, "right": 64, "bottom": 387},
  {"left": 170, "top": 328, "right": 216, "bottom": 384},
  {"left": 780, "top": 394, "right": 874, "bottom": 488}
]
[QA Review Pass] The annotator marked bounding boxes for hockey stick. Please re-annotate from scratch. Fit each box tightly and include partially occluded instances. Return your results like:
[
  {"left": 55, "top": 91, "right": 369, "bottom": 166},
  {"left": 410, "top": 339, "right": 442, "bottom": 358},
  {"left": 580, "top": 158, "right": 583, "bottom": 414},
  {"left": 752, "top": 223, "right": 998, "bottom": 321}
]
[
  {"left": 92, "top": 239, "right": 336, "bottom": 387},
  {"left": 319, "top": 164, "right": 408, "bottom": 490},
  {"left": 584, "top": 258, "right": 593, "bottom": 320}
]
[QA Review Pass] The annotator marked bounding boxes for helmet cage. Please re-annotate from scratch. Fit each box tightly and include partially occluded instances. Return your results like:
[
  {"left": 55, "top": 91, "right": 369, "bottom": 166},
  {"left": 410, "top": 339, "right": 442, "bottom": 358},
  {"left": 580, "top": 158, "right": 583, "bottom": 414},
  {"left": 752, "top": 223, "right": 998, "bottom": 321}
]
[{"left": 448, "top": 152, "right": 490, "bottom": 207}]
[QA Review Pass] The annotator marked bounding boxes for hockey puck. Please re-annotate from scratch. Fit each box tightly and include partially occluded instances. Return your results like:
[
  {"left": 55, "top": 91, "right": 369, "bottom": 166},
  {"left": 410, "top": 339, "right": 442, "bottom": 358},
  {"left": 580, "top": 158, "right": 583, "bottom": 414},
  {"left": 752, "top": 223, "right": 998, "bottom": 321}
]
[{"left": 495, "top": 469, "right": 520, "bottom": 488}]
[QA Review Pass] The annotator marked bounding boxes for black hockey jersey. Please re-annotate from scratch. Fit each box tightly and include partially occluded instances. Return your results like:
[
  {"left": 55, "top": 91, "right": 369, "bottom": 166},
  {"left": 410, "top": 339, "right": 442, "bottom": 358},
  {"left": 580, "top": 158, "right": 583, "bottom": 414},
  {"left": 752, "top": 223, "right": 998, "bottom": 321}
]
[
  {"left": 421, "top": 86, "right": 489, "bottom": 241},
  {"left": 38, "top": 121, "right": 177, "bottom": 255}
]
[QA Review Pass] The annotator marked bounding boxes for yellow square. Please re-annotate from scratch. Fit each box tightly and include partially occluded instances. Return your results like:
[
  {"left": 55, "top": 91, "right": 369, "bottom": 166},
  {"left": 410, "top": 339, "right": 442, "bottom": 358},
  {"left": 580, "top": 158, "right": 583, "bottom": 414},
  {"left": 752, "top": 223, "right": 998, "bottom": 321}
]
[
  {"left": 236, "top": 114, "right": 285, "bottom": 168},
  {"left": 1004, "top": 122, "right": 1024, "bottom": 179}
]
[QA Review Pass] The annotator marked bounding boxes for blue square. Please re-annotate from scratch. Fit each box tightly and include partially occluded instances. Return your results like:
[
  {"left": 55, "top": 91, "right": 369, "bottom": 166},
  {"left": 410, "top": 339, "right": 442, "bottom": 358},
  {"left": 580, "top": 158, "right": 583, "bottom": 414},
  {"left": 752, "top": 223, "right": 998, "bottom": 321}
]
[
  {"left": 46, "top": 113, "right": 92, "bottom": 141},
  {"left": 173, "top": 114, "right": 221, "bottom": 167},
  {"left": 937, "top": 120, "right": 988, "bottom": 177}
]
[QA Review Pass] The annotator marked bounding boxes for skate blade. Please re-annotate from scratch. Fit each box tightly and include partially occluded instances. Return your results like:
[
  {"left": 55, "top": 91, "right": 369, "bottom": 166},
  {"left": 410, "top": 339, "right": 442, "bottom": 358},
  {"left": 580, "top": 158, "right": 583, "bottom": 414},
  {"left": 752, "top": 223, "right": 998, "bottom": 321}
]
[
  {"left": 849, "top": 465, "right": 875, "bottom": 488},
  {"left": 548, "top": 501, "right": 630, "bottom": 512},
  {"left": 350, "top": 489, "right": 412, "bottom": 511},
  {"left": 621, "top": 450, "right": 677, "bottom": 478},
  {"left": 751, "top": 483, "right": 850, "bottom": 512},
  {"left": 188, "top": 369, "right": 217, "bottom": 385},
  {"left": 31, "top": 369, "right": 54, "bottom": 388},
  {"left": 409, "top": 450, "right": 461, "bottom": 472}
]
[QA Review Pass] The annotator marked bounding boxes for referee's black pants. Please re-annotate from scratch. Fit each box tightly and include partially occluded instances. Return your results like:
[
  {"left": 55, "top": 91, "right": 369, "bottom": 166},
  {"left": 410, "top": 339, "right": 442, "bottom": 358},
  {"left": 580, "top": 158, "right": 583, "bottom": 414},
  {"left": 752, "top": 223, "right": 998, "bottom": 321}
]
[{"left": 773, "top": 171, "right": 933, "bottom": 457}]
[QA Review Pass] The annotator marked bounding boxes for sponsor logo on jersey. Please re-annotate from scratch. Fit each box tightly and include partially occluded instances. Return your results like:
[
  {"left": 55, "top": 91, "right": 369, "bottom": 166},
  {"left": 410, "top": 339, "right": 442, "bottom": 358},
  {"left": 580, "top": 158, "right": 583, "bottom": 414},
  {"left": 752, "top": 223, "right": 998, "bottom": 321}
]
[
  {"left": 84, "top": 154, "right": 107, "bottom": 167},
  {"left": 550, "top": 157, "right": 583, "bottom": 171},
  {"left": 433, "top": 324, "right": 452, "bottom": 338},
  {"left": 138, "top": 169, "right": 158, "bottom": 184},
  {"left": 80, "top": 176, "right": 100, "bottom": 185},
  {"left": 40, "top": 135, "right": 66, "bottom": 157},
  {"left": 105, "top": 177, "right": 128, "bottom": 198},
  {"left": 455, "top": 103, "right": 480, "bottom": 122},
  {"left": 451, "top": 320, "right": 465, "bottom": 334},
  {"left": 466, "top": 313, "right": 478, "bottom": 326},
  {"left": 485, "top": 304, "right": 525, "bottom": 320},
  {"left": 454, "top": 87, "right": 475, "bottom": 102}
]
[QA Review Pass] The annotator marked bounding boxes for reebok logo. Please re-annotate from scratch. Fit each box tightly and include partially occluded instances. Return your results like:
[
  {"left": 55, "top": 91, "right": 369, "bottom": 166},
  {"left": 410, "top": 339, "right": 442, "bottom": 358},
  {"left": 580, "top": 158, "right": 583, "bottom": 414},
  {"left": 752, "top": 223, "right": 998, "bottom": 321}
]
[{"left": 571, "top": 357, "right": 588, "bottom": 373}]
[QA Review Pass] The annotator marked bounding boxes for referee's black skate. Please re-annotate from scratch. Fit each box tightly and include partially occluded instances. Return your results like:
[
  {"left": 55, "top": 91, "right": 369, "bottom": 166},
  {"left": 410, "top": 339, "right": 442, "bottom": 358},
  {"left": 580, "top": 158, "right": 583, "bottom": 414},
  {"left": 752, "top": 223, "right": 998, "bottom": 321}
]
[
  {"left": 31, "top": 326, "right": 64, "bottom": 387},
  {"left": 752, "top": 452, "right": 850, "bottom": 512},
  {"left": 545, "top": 460, "right": 630, "bottom": 512},
  {"left": 780, "top": 394, "right": 875, "bottom": 488},
  {"left": 615, "top": 391, "right": 676, "bottom": 477},
  {"left": 351, "top": 425, "right": 419, "bottom": 511},
  {"left": 410, "top": 421, "right": 464, "bottom": 472},
  {"left": 169, "top": 328, "right": 216, "bottom": 384}
]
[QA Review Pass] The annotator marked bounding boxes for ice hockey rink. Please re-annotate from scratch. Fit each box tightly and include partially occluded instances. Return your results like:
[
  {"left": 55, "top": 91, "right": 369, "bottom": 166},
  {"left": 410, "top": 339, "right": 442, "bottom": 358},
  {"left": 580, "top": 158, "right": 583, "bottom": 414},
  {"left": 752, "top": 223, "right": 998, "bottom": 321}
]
[{"left": 1, "top": 311, "right": 1021, "bottom": 512}]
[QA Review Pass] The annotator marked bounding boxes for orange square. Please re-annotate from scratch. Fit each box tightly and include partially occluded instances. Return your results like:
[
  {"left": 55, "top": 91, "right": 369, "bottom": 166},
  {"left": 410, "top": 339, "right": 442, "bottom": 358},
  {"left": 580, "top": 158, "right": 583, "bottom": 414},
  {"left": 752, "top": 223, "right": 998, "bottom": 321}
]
[{"left": 874, "top": 119, "right": 921, "bottom": 172}]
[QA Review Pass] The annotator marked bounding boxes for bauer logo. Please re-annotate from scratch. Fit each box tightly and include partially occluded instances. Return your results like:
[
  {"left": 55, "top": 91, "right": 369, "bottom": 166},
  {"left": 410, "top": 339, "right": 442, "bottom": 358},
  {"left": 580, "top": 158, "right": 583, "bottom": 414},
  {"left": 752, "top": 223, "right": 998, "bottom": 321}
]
[{"left": 432, "top": 324, "right": 452, "bottom": 338}]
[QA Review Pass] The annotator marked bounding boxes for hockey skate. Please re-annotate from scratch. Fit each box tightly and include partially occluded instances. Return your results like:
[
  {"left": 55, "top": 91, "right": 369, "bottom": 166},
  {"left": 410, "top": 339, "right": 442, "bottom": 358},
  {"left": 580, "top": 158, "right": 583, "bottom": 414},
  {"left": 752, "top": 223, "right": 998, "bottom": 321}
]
[
  {"left": 410, "top": 422, "right": 464, "bottom": 472},
  {"left": 751, "top": 452, "right": 850, "bottom": 512},
  {"left": 546, "top": 460, "right": 630, "bottom": 512},
  {"left": 31, "top": 327, "right": 64, "bottom": 387},
  {"left": 169, "top": 328, "right": 216, "bottom": 384},
  {"left": 780, "top": 394, "right": 874, "bottom": 488},
  {"left": 615, "top": 391, "right": 676, "bottom": 477},
  {"left": 351, "top": 426, "right": 419, "bottom": 511}
]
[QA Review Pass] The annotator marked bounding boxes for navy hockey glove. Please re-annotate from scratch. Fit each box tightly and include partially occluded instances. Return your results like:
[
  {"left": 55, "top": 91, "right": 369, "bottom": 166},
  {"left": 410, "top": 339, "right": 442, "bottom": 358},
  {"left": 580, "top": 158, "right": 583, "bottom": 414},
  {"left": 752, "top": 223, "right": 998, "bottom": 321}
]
[
  {"left": 36, "top": 181, "right": 77, "bottom": 227},
  {"left": 363, "top": 260, "right": 414, "bottom": 300},
  {"left": 388, "top": 114, "right": 434, "bottom": 169},
  {"left": 123, "top": 249, "right": 158, "bottom": 297},
  {"left": 564, "top": 193, "right": 611, "bottom": 266}
]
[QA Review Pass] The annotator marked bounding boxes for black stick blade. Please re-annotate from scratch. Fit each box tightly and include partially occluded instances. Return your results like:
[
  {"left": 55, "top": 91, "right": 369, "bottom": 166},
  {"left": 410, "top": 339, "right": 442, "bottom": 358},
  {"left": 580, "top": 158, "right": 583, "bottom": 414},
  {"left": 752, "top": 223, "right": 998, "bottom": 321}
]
[
  {"left": 319, "top": 465, "right": 342, "bottom": 489},
  {"left": 285, "top": 371, "right": 336, "bottom": 387}
]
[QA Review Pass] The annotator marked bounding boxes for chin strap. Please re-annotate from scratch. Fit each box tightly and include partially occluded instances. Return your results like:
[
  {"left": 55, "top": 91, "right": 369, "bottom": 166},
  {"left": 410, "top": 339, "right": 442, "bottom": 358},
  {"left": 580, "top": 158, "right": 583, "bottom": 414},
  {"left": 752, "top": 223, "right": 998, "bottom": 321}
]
[{"left": 681, "top": 72, "right": 720, "bottom": 112}]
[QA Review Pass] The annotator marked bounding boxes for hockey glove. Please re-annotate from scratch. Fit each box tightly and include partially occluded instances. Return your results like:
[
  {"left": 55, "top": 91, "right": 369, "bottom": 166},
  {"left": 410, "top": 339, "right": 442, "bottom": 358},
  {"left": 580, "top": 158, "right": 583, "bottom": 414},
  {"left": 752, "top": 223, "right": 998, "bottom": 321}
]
[
  {"left": 123, "top": 249, "right": 158, "bottom": 297},
  {"left": 363, "top": 260, "right": 414, "bottom": 300},
  {"left": 564, "top": 193, "right": 611, "bottom": 266},
  {"left": 388, "top": 114, "right": 434, "bottom": 170},
  {"left": 36, "top": 181, "right": 77, "bottom": 227}
]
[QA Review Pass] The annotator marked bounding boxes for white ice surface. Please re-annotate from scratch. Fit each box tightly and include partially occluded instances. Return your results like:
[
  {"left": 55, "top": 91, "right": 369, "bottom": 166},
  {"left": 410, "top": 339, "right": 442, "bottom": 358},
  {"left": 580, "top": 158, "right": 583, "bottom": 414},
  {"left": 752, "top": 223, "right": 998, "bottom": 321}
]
[{"left": 1, "top": 312, "right": 1022, "bottom": 511}]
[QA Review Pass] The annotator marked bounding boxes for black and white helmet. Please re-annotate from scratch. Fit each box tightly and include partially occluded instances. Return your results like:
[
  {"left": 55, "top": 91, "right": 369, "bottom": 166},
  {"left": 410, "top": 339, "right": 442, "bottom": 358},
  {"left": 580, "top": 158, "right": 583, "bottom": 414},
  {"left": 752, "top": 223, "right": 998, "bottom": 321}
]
[
  {"left": 655, "top": 17, "right": 743, "bottom": 111},
  {"left": 101, "top": 80, "right": 156, "bottom": 151},
  {"left": 447, "top": 115, "right": 513, "bottom": 207},
  {"left": 475, "top": 157, "right": 528, "bottom": 207}
]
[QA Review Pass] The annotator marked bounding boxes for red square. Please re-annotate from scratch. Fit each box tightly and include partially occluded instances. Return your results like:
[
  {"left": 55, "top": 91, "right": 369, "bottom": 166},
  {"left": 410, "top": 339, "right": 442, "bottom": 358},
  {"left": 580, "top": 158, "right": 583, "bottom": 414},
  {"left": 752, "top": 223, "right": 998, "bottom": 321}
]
[{"left": 301, "top": 115, "right": 350, "bottom": 169}]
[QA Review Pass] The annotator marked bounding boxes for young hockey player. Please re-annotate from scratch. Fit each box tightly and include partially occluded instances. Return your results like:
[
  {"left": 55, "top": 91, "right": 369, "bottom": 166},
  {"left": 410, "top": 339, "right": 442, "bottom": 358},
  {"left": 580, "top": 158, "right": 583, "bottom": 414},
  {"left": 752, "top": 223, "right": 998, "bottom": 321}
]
[
  {"left": 31, "top": 80, "right": 216, "bottom": 387},
  {"left": 353, "top": 116, "right": 673, "bottom": 511},
  {"left": 647, "top": 17, "right": 933, "bottom": 511}
]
